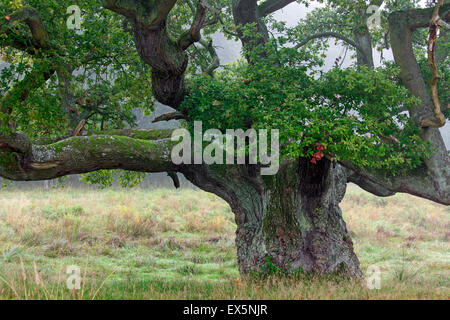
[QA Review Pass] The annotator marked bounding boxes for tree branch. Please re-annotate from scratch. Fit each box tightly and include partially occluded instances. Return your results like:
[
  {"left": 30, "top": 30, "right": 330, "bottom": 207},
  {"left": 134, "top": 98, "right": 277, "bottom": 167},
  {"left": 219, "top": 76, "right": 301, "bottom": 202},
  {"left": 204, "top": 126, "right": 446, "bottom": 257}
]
[
  {"left": 345, "top": 167, "right": 395, "bottom": 198},
  {"left": 421, "top": 0, "right": 446, "bottom": 128},
  {"left": 294, "top": 31, "right": 367, "bottom": 59},
  {"left": 340, "top": 159, "right": 449, "bottom": 206},
  {"left": 336, "top": 4, "right": 450, "bottom": 206},
  {"left": 1, "top": 7, "right": 50, "bottom": 51},
  {"left": 258, "top": 0, "right": 297, "bottom": 17},
  {"left": 232, "top": 0, "right": 270, "bottom": 59},
  {"left": 152, "top": 112, "right": 186, "bottom": 123},
  {"left": 0, "top": 129, "right": 178, "bottom": 181},
  {"left": 103, "top": 0, "right": 187, "bottom": 109},
  {"left": 178, "top": 1, "right": 208, "bottom": 50},
  {"left": 389, "top": 3, "right": 449, "bottom": 127},
  {"left": 198, "top": 39, "right": 220, "bottom": 76}
]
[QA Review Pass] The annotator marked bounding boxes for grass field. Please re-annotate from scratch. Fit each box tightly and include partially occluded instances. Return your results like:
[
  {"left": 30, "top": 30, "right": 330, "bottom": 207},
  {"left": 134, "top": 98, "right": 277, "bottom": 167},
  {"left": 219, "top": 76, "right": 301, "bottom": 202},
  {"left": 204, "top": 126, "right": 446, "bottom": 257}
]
[{"left": 0, "top": 184, "right": 448, "bottom": 299}]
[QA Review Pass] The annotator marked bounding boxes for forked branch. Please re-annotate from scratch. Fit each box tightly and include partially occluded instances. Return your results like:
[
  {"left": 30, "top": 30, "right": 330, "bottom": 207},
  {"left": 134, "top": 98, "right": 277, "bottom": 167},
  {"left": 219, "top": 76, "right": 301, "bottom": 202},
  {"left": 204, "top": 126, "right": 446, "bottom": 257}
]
[{"left": 178, "top": 1, "right": 208, "bottom": 50}]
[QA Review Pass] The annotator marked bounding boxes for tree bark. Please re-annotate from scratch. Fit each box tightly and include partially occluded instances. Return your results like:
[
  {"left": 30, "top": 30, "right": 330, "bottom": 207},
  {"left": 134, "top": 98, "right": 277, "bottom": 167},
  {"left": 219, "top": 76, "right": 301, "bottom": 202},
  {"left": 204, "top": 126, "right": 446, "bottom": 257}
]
[
  {"left": 353, "top": 26, "right": 374, "bottom": 68},
  {"left": 1, "top": 1, "right": 447, "bottom": 280},
  {"left": 183, "top": 159, "right": 362, "bottom": 277}
]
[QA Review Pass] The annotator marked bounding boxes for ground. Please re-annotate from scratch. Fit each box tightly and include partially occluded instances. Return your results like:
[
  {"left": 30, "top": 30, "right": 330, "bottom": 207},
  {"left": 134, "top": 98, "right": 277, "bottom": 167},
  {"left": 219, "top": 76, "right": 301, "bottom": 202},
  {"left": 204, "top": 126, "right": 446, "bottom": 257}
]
[{"left": 0, "top": 184, "right": 448, "bottom": 299}]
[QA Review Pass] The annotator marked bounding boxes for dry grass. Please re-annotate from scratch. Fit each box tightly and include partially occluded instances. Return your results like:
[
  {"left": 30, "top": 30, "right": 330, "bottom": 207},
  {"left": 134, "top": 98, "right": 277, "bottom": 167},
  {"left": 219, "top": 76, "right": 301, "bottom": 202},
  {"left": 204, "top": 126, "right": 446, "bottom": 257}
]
[{"left": 0, "top": 185, "right": 448, "bottom": 300}]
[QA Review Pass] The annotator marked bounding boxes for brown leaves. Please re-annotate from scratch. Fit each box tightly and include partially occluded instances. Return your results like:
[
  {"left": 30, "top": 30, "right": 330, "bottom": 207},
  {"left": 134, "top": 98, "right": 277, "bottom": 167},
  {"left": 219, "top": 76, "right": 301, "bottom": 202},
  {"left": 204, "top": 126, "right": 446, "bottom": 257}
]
[{"left": 311, "top": 142, "right": 326, "bottom": 165}]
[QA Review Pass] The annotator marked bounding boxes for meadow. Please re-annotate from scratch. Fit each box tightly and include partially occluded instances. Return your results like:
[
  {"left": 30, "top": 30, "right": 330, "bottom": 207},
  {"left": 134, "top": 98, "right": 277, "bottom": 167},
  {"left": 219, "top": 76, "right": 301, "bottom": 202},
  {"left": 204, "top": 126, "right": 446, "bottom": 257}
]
[{"left": 0, "top": 184, "right": 448, "bottom": 299}]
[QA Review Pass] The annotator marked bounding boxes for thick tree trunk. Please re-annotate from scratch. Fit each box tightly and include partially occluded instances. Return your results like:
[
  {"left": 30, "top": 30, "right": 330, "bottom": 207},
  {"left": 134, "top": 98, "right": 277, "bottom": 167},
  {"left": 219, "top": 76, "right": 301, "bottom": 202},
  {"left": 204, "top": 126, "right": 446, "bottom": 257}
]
[
  {"left": 353, "top": 26, "right": 374, "bottom": 68},
  {"left": 183, "top": 158, "right": 363, "bottom": 278}
]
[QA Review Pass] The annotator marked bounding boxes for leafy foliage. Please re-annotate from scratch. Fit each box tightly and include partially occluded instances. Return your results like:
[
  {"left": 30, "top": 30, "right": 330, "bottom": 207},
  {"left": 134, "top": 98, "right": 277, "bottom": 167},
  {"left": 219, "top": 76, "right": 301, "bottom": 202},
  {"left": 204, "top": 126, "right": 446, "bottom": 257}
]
[
  {"left": 0, "top": 0, "right": 153, "bottom": 136},
  {"left": 181, "top": 47, "right": 432, "bottom": 173},
  {"left": 80, "top": 170, "right": 147, "bottom": 189},
  {"left": 0, "top": 0, "right": 446, "bottom": 180}
]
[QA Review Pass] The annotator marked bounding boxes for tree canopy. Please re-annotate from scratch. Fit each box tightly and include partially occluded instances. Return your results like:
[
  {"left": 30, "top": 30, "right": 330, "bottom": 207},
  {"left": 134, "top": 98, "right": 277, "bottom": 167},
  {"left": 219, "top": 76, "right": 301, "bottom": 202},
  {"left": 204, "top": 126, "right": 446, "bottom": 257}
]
[{"left": 0, "top": 0, "right": 448, "bottom": 205}]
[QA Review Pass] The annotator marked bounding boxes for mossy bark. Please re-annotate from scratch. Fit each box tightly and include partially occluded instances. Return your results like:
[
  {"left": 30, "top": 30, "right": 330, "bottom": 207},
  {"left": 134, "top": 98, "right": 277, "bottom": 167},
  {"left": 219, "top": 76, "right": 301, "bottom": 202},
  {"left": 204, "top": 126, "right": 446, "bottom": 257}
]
[{"left": 183, "top": 159, "right": 363, "bottom": 278}]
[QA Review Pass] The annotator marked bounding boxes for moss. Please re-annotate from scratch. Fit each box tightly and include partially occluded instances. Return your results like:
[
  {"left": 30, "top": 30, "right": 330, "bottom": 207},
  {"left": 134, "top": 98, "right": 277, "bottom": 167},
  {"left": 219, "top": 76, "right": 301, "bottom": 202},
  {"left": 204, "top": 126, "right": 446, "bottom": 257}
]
[
  {"left": 0, "top": 150, "right": 17, "bottom": 168},
  {"left": 262, "top": 162, "right": 303, "bottom": 239},
  {"left": 43, "top": 134, "right": 172, "bottom": 167},
  {"left": 97, "top": 129, "right": 173, "bottom": 141}
]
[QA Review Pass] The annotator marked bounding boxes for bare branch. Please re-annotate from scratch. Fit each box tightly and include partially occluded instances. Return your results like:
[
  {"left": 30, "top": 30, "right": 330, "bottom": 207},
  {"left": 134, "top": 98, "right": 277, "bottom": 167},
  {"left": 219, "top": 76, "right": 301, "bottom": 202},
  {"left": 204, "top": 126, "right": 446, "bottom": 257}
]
[
  {"left": 345, "top": 167, "right": 395, "bottom": 197},
  {"left": 72, "top": 119, "right": 86, "bottom": 137},
  {"left": 258, "top": 0, "right": 297, "bottom": 17},
  {"left": 152, "top": 112, "right": 186, "bottom": 123},
  {"left": 340, "top": 159, "right": 450, "bottom": 206},
  {"left": 0, "top": 130, "right": 177, "bottom": 181},
  {"left": 198, "top": 39, "right": 220, "bottom": 76},
  {"left": 421, "top": 0, "right": 446, "bottom": 128}
]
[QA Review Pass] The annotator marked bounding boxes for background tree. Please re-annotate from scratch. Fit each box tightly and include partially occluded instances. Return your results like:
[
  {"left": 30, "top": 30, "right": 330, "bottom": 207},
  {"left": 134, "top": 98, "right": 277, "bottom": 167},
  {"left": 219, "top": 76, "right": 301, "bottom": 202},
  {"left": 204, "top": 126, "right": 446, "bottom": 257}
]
[{"left": 0, "top": 0, "right": 448, "bottom": 278}]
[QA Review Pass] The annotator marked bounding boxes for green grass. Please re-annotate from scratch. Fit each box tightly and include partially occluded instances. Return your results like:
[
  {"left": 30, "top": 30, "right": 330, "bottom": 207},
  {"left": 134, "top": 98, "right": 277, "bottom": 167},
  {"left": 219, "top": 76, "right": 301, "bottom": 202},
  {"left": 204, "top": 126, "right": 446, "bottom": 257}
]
[{"left": 0, "top": 185, "right": 448, "bottom": 299}]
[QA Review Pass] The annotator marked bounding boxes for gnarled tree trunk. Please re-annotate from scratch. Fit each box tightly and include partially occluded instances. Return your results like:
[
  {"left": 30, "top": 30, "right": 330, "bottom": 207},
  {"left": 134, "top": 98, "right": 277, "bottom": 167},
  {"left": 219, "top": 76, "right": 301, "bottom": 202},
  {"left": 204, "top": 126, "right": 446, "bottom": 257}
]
[{"left": 183, "top": 158, "right": 362, "bottom": 277}]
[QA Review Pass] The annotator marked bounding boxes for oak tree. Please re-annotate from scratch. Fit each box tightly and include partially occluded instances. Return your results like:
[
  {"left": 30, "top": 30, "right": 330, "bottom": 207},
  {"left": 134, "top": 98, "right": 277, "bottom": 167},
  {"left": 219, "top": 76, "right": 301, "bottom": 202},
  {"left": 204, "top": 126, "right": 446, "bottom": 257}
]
[{"left": 0, "top": 0, "right": 448, "bottom": 277}]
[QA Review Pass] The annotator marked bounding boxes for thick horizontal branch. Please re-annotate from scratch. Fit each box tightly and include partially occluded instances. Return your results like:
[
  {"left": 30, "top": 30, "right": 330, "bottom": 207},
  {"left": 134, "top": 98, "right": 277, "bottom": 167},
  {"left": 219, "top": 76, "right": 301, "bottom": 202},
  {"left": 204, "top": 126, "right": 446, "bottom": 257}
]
[
  {"left": 0, "top": 132, "right": 31, "bottom": 155},
  {"left": 345, "top": 167, "right": 395, "bottom": 197},
  {"left": 199, "top": 39, "right": 220, "bottom": 76},
  {"left": 0, "top": 129, "right": 178, "bottom": 181},
  {"left": 397, "top": 3, "right": 450, "bottom": 30},
  {"left": 32, "top": 129, "right": 174, "bottom": 145},
  {"left": 257, "top": 0, "right": 297, "bottom": 17},
  {"left": 340, "top": 158, "right": 450, "bottom": 206}
]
